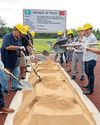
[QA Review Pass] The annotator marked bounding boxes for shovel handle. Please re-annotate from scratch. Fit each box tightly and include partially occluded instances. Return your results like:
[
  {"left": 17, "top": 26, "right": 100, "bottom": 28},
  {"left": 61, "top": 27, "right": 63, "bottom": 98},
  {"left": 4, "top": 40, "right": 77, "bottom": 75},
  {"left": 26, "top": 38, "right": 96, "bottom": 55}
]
[
  {"left": 2, "top": 68, "right": 23, "bottom": 86},
  {"left": 28, "top": 59, "right": 41, "bottom": 81}
]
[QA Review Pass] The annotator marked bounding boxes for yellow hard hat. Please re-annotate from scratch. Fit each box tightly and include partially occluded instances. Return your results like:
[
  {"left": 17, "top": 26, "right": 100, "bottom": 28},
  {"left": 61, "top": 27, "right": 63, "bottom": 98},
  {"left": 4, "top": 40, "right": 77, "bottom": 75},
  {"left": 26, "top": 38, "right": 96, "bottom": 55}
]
[
  {"left": 15, "top": 24, "right": 27, "bottom": 35},
  {"left": 77, "top": 27, "right": 83, "bottom": 31},
  {"left": 58, "top": 31, "right": 63, "bottom": 36},
  {"left": 67, "top": 29, "right": 73, "bottom": 35},
  {"left": 31, "top": 31, "right": 35, "bottom": 37},
  {"left": 83, "top": 23, "right": 93, "bottom": 30},
  {"left": 24, "top": 25, "right": 30, "bottom": 31}
]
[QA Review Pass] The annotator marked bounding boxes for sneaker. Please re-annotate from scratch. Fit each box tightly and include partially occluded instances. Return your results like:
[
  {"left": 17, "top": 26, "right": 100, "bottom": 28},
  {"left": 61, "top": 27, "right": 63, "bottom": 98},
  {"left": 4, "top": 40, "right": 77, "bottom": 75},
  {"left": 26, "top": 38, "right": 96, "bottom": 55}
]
[
  {"left": 80, "top": 75, "right": 85, "bottom": 81},
  {"left": 71, "top": 75, "right": 76, "bottom": 80},
  {"left": 67, "top": 69, "right": 71, "bottom": 72},
  {"left": 60, "top": 63, "right": 63, "bottom": 66},
  {"left": 20, "top": 76, "right": 26, "bottom": 80},
  {"left": 3, "top": 90, "right": 9, "bottom": 95},
  {"left": 0, "top": 107, "right": 15, "bottom": 114},
  {"left": 83, "top": 89, "right": 93, "bottom": 95},
  {"left": 26, "top": 70, "right": 30, "bottom": 73},
  {"left": 11, "top": 87, "right": 22, "bottom": 92},
  {"left": 26, "top": 65, "right": 30, "bottom": 67},
  {"left": 82, "top": 84, "right": 89, "bottom": 88}
]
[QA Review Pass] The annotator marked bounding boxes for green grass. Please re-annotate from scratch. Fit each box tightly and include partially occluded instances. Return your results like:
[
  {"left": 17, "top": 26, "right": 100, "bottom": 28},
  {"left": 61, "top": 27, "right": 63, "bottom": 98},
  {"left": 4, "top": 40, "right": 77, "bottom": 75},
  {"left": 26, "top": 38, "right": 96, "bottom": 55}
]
[
  {"left": 0, "top": 38, "right": 100, "bottom": 53},
  {"left": 0, "top": 39, "right": 2, "bottom": 47},
  {"left": 0, "top": 38, "right": 56, "bottom": 53},
  {"left": 97, "top": 40, "right": 100, "bottom": 49},
  {"left": 33, "top": 39, "right": 56, "bottom": 53}
]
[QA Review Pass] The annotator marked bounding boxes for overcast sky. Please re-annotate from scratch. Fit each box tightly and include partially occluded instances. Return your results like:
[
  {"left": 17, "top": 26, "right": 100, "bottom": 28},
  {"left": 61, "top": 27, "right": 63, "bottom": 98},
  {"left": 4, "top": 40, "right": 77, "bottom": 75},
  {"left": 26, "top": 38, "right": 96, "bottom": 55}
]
[{"left": 0, "top": 0, "right": 100, "bottom": 29}]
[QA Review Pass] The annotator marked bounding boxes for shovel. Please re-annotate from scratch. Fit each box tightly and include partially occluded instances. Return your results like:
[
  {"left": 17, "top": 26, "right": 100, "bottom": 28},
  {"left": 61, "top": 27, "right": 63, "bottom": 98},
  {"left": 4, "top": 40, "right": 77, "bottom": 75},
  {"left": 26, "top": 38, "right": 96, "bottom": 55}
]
[
  {"left": 0, "top": 67, "right": 32, "bottom": 90},
  {"left": 28, "top": 59, "right": 42, "bottom": 82}
]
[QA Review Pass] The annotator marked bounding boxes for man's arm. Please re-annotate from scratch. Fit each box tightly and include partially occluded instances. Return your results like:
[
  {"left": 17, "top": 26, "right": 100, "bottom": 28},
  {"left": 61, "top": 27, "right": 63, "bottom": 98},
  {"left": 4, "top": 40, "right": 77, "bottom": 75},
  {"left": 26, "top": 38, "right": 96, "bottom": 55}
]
[
  {"left": 6, "top": 45, "right": 20, "bottom": 50},
  {"left": 87, "top": 48, "right": 100, "bottom": 55}
]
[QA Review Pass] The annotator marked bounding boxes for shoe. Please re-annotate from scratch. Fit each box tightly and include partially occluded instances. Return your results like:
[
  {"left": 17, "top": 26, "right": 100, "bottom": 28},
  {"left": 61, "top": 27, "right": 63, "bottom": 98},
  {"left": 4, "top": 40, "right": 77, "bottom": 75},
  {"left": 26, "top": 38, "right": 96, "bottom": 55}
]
[
  {"left": 20, "top": 76, "right": 26, "bottom": 79},
  {"left": 3, "top": 90, "right": 9, "bottom": 95},
  {"left": 12, "top": 87, "right": 22, "bottom": 92},
  {"left": 26, "top": 65, "right": 30, "bottom": 67},
  {"left": 83, "top": 89, "right": 93, "bottom": 95},
  {"left": 80, "top": 75, "right": 85, "bottom": 81},
  {"left": 71, "top": 75, "right": 76, "bottom": 80},
  {"left": 67, "top": 69, "right": 71, "bottom": 72},
  {"left": 0, "top": 107, "right": 15, "bottom": 114},
  {"left": 82, "top": 84, "right": 89, "bottom": 88},
  {"left": 26, "top": 70, "right": 30, "bottom": 73},
  {"left": 60, "top": 63, "right": 63, "bottom": 66}
]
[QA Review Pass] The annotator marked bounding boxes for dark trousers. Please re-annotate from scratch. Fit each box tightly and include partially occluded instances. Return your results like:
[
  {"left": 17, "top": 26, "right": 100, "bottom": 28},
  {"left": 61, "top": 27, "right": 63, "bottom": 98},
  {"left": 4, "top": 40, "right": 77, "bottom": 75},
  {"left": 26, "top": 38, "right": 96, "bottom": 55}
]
[
  {"left": 85, "top": 60, "right": 96, "bottom": 91},
  {"left": 0, "top": 83, "right": 5, "bottom": 109},
  {"left": 60, "top": 52, "right": 67, "bottom": 64}
]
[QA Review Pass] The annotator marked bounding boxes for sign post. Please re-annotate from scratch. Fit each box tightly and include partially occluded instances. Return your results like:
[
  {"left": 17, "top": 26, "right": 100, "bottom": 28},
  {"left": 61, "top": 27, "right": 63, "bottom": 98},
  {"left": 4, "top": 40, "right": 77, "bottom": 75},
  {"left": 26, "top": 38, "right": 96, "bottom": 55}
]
[{"left": 23, "top": 9, "right": 66, "bottom": 33}]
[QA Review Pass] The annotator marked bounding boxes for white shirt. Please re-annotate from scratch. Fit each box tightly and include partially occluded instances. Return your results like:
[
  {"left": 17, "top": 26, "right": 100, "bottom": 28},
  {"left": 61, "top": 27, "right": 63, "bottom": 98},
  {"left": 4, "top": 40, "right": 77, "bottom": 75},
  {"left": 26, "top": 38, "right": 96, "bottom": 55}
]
[
  {"left": 83, "top": 33, "right": 97, "bottom": 61},
  {"left": 74, "top": 36, "right": 85, "bottom": 53}
]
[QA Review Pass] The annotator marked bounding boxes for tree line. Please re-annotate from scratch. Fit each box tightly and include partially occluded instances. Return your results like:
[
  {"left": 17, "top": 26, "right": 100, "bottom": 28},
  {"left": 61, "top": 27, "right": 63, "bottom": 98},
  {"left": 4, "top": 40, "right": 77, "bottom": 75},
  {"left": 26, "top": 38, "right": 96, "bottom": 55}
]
[{"left": 0, "top": 17, "right": 100, "bottom": 40}]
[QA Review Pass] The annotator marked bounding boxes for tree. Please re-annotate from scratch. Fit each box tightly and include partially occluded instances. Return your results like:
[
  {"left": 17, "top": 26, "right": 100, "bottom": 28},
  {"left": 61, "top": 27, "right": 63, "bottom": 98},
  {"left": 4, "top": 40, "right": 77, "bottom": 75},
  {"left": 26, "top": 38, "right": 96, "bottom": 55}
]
[
  {"left": 0, "top": 17, "right": 13, "bottom": 38},
  {"left": 0, "top": 16, "right": 6, "bottom": 28}
]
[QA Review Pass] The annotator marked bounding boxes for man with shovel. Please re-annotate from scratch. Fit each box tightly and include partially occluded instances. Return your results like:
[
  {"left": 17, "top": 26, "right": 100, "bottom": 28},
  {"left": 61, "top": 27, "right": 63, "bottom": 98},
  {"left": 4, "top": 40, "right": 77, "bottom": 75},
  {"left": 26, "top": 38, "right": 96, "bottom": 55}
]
[{"left": 1, "top": 24, "right": 27, "bottom": 92}]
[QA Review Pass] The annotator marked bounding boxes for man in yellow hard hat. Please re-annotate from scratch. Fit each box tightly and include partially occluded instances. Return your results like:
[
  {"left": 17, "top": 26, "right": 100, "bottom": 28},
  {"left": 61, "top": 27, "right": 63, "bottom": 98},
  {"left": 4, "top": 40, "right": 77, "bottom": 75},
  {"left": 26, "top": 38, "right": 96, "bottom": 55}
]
[
  {"left": 1, "top": 23, "right": 27, "bottom": 92},
  {"left": 66, "top": 29, "right": 74, "bottom": 72},
  {"left": 53, "top": 31, "right": 67, "bottom": 65},
  {"left": 21, "top": 25, "right": 35, "bottom": 56},
  {"left": 82, "top": 23, "right": 97, "bottom": 95},
  {"left": 71, "top": 27, "right": 85, "bottom": 80},
  {"left": 19, "top": 25, "right": 31, "bottom": 79}
]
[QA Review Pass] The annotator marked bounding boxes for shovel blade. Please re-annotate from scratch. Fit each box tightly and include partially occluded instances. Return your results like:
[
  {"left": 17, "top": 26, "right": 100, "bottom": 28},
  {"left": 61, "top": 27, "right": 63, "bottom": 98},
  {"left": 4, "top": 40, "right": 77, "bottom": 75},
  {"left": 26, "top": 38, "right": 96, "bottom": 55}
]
[{"left": 18, "top": 80, "right": 32, "bottom": 90}]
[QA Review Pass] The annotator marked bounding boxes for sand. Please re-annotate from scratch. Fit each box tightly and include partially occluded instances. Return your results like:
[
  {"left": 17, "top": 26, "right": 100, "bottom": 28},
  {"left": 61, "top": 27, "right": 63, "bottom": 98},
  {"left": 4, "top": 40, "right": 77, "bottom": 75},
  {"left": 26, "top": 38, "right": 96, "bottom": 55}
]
[{"left": 13, "top": 59, "right": 96, "bottom": 125}]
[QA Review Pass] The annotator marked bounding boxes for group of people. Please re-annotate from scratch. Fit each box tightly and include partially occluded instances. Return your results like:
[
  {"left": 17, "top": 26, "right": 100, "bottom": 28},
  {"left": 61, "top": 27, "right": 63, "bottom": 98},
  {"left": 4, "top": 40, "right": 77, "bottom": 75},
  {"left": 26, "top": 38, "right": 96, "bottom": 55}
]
[
  {"left": 0, "top": 22, "right": 99, "bottom": 114},
  {"left": 0, "top": 24, "right": 36, "bottom": 113},
  {"left": 54, "top": 23, "right": 97, "bottom": 95}
]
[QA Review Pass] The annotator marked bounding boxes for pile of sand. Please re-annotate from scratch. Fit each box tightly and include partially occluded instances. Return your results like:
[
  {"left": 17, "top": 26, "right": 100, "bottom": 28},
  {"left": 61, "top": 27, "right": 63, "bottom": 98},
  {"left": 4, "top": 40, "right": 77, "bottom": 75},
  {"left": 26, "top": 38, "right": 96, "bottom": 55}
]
[{"left": 13, "top": 59, "right": 96, "bottom": 125}]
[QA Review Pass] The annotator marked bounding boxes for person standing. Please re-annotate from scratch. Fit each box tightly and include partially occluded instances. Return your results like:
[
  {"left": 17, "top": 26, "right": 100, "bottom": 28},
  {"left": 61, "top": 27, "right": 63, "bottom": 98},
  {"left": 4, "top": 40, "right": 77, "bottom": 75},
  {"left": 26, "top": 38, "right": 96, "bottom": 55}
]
[
  {"left": 1, "top": 24, "right": 27, "bottom": 91},
  {"left": 53, "top": 31, "right": 67, "bottom": 65},
  {"left": 0, "top": 82, "right": 15, "bottom": 113},
  {"left": 66, "top": 29, "right": 74, "bottom": 71},
  {"left": 82, "top": 23, "right": 97, "bottom": 95},
  {"left": 71, "top": 27, "right": 85, "bottom": 80}
]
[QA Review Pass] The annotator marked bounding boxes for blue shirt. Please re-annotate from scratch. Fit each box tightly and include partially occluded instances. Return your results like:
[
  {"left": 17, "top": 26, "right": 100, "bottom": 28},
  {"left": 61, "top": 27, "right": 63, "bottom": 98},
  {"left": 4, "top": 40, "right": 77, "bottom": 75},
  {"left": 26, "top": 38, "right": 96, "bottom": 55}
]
[{"left": 1, "top": 33, "right": 21, "bottom": 69}]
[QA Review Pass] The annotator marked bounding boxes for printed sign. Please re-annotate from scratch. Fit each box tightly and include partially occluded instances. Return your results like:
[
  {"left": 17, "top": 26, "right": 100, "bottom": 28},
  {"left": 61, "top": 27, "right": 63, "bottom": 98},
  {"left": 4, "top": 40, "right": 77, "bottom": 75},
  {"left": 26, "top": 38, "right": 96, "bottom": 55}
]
[{"left": 23, "top": 9, "right": 66, "bottom": 33}]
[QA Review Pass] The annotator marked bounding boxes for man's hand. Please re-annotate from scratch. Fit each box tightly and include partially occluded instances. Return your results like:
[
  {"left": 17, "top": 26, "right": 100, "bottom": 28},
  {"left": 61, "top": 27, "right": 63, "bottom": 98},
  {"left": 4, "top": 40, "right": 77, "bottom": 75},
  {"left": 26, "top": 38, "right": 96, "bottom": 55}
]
[
  {"left": 25, "top": 56, "right": 30, "bottom": 61},
  {"left": 19, "top": 46, "right": 26, "bottom": 51}
]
